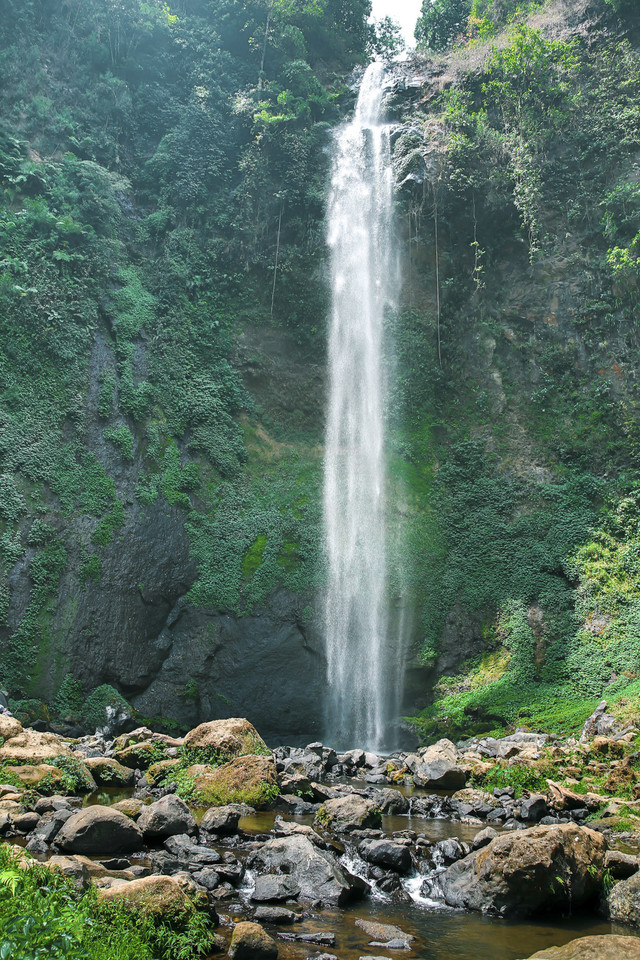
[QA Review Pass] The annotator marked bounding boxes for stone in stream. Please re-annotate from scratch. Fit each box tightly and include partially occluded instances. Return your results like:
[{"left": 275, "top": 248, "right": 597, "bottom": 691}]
[
  {"left": 164, "top": 834, "right": 222, "bottom": 865},
  {"left": 199, "top": 804, "right": 242, "bottom": 834},
  {"left": 137, "top": 795, "right": 196, "bottom": 840},
  {"left": 355, "top": 919, "right": 414, "bottom": 943},
  {"left": 250, "top": 834, "right": 367, "bottom": 905},
  {"left": 253, "top": 905, "right": 299, "bottom": 924},
  {"left": 471, "top": 826, "right": 498, "bottom": 850},
  {"left": 524, "top": 935, "right": 640, "bottom": 959},
  {"left": 56, "top": 805, "right": 143, "bottom": 854},
  {"left": 358, "top": 838, "right": 412, "bottom": 874},
  {"left": 315, "top": 795, "right": 382, "bottom": 833},
  {"left": 229, "top": 921, "right": 278, "bottom": 960},
  {"left": 251, "top": 874, "right": 301, "bottom": 902},
  {"left": 432, "top": 823, "right": 606, "bottom": 918}
]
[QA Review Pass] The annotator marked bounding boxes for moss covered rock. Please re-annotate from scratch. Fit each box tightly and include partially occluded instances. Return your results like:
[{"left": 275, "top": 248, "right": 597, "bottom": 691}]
[
  {"left": 183, "top": 718, "right": 268, "bottom": 761},
  {"left": 192, "top": 755, "right": 278, "bottom": 808}
]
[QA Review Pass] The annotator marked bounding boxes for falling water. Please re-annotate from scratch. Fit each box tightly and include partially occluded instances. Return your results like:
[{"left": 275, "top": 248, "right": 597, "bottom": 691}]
[{"left": 324, "top": 61, "right": 400, "bottom": 753}]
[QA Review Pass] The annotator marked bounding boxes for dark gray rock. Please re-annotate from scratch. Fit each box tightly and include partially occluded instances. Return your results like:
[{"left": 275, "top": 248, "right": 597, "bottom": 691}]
[
  {"left": 137, "top": 795, "right": 196, "bottom": 840},
  {"left": 251, "top": 834, "right": 367, "bottom": 905},
  {"left": 254, "top": 905, "right": 299, "bottom": 924},
  {"left": 251, "top": 874, "right": 301, "bottom": 902},
  {"left": 164, "top": 834, "right": 221, "bottom": 865},
  {"left": 359, "top": 839, "right": 412, "bottom": 874},
  {"left": 520, "top": 795, "right": 548, "bottom": 823}
]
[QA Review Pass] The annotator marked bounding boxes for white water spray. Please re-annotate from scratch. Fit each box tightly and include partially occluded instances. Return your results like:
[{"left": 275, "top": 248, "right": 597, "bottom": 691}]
[{"left": 324, "top": 62, "right": 400, "bottom": 752}]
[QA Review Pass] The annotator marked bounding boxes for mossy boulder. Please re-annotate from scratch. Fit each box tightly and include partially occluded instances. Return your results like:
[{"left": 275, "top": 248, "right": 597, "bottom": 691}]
[
  {"left": 183, "top": 718, "right": 268, "bottom": 762},
  {"left": 314, "top": 795, "right": 382, "bottom": 833},
  {"left": 115, "top": 742, "right": 166, "bottom": 770},
  {"left": 84, "top": 757, "right": 135, "bottom": 787},
  {"left": 525, "top": 936, "right": 640, "bottom": 959},
  {"left": 97, "top": 875, "right": 194, "bottom": 917},
  {"left": 0, "top": 718, "right": 73, "bottom": 764},
  {"left": 145, "top": 758, "right": 180, "bottom": 786},
  {"left": 4, "top": 763, "right": 66, "bottom": 791},
  {"left": 192, "top": 755, "right": 278, "bottom": 808}
]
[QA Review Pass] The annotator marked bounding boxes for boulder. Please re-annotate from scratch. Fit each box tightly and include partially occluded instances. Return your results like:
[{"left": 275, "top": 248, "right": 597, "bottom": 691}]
[
  {"left": 358, "top": 838, "right": 412, "bottom": 874},
  {"left": 199, "top": 804, "right": 241, "bottom": 834},
  {"left": 605, "top": 850, "right": 639, "bottom": 879},
  {"left": 0, "top": 719, "right": 73, "bottom": 764},
  {"left": 315, "top": 795, "right": 381, "bottom": 832},
  {"left": 253, "top": 905, "right": 298, "bottom": 925},
  {"left": 192, "top": 755, "right": 277, "bottom": 808},
  {"left": 4, "top": 764, "right": 65, "bottom": 790},
  {"left": 97, "top": 875, "right": 192, "bottom": 916},
  {"left": 229, "top": 921, "right": 278, "bottom": 960},
  {"left": 184, "top": 718, "right": 267, "bottom": 758},
  {"left": 608, "top": 870, "right": 640, "bottom": 924},
  {"left": 84, "top": 757, "right": 135, "bottom": 787},
  {"left": 251, "top": 834, "right": 367, "bottom": 905},
  {"left": 412, "top": 739, "right": 466, "bottom": 790},
  {"left": 56, "top": 805, "right": 143, "bottom": 854},
  {"left": 115, "top": 742, "right": 164, "bottom": 770},
  {"left": 525, "top": 936, "right": 640, "bottom": 959},
  {"left": 434, "top": 823, "right": 606, "bottom": 917},
  {"left": 137, "top": 795, "right": 196, "bottom": 840},
  {"left": 164, "top": 834, "right": 222, "bottom": 866},
  {"left": 251, "top": 874, "right": 301, "bottom": 902},
  {"left": 355, "top": 919, "right": 414, "bottom": 944}
]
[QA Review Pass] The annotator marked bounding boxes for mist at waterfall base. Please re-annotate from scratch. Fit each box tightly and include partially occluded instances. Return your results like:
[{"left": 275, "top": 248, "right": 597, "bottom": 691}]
[{"left": 323, "top": 62, "right": 405, "bottom": 755}]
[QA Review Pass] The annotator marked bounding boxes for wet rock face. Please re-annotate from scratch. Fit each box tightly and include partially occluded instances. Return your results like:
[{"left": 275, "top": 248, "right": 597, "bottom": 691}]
[{"left": 432, "top": 823, "right": 607, "bottom": 918}]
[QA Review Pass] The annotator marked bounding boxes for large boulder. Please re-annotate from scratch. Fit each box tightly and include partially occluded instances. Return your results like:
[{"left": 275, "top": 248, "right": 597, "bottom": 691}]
[
  {"left": 137, "top": 795, "right": 196, "bottom": 840},
  {"left": 608, "top": 870, "right": 640, "bottom": 924},
  {"left": 434, "top": 823, "right": 606, "bottom": 918},
  {"left": 315, "top": 795, "right": 381, "bottom": 833},
  {"left": 229, "top": 921, "right": 278, "bottom": 960},
  {"left": 55, "top": 805, "right": 143, "bottom": 854},
  {"left": 0, "top": 718, "right": 73, "bottom": 764},
  {"left": 250, "top": 834, "right": 367, "bottom": 905},
  {"left": 184, "top": 718, "right": 267, "bottom": 758},
  {"left": 525, "top": 936, "right": 640, "bottom": 959},
  {"left": 192, "top": 755, "right": 277, "bottom": 808},
  {"left": 4, "top": 764, "right": 65, "bottom": 790},
  {"left": 411, "top": 739, "right": 466, "bottom": 790},
  {"left": 358, "top": 838, "right": 412, "bottom": 874},
  {"left": 97, "top": 875, "right": 192, "bottom": 916}
]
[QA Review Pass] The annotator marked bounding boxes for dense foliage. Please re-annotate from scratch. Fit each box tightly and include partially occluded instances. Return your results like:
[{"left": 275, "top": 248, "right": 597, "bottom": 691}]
[
  {"left": 0, "top": 847, "right": 217, "bottom": 959},
  {"left": 0, "top": 0, "right": 371, "bottom": 701}
]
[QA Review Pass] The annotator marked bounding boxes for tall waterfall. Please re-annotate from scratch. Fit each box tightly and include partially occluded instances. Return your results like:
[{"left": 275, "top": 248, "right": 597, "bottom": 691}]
[{"left": 323, "top": 62, "right": 400, "bottom": 753}]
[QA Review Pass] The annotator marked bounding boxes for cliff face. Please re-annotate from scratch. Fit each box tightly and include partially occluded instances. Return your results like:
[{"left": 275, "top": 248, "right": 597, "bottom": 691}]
[{"left": 2, "top": 0, "right": 640, "bottom": 741}]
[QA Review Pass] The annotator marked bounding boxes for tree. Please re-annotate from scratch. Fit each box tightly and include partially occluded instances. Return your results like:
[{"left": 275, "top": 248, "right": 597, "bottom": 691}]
[{"left": 414, "top": 0, "right": 470, "bottom": 51}]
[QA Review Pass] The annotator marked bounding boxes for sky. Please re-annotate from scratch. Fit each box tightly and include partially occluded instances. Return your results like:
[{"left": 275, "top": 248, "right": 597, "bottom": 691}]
[{"left": 371, "top": 0, "right": 423, "bottom": 48}]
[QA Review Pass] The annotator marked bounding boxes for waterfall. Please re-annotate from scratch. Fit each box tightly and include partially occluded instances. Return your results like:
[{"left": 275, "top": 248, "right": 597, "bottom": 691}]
[{"left": 323, "top": 61, "right": 400, "bottom": 753}]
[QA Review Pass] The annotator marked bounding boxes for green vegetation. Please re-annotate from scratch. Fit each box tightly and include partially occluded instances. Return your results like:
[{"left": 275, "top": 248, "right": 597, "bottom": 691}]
[{"left": 0, "top": 846, "right": 218, "bottom": 960}]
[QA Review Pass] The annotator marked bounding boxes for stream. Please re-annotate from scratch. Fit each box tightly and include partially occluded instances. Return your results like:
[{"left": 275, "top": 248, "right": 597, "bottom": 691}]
[{"left": 80, "top": 784, "right": 640, "bottom": 959}]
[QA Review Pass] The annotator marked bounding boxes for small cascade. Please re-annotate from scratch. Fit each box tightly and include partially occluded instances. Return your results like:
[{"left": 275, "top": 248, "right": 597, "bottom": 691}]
[{"left": 323, "top": 61, "right": 401, "bottom": 754}]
